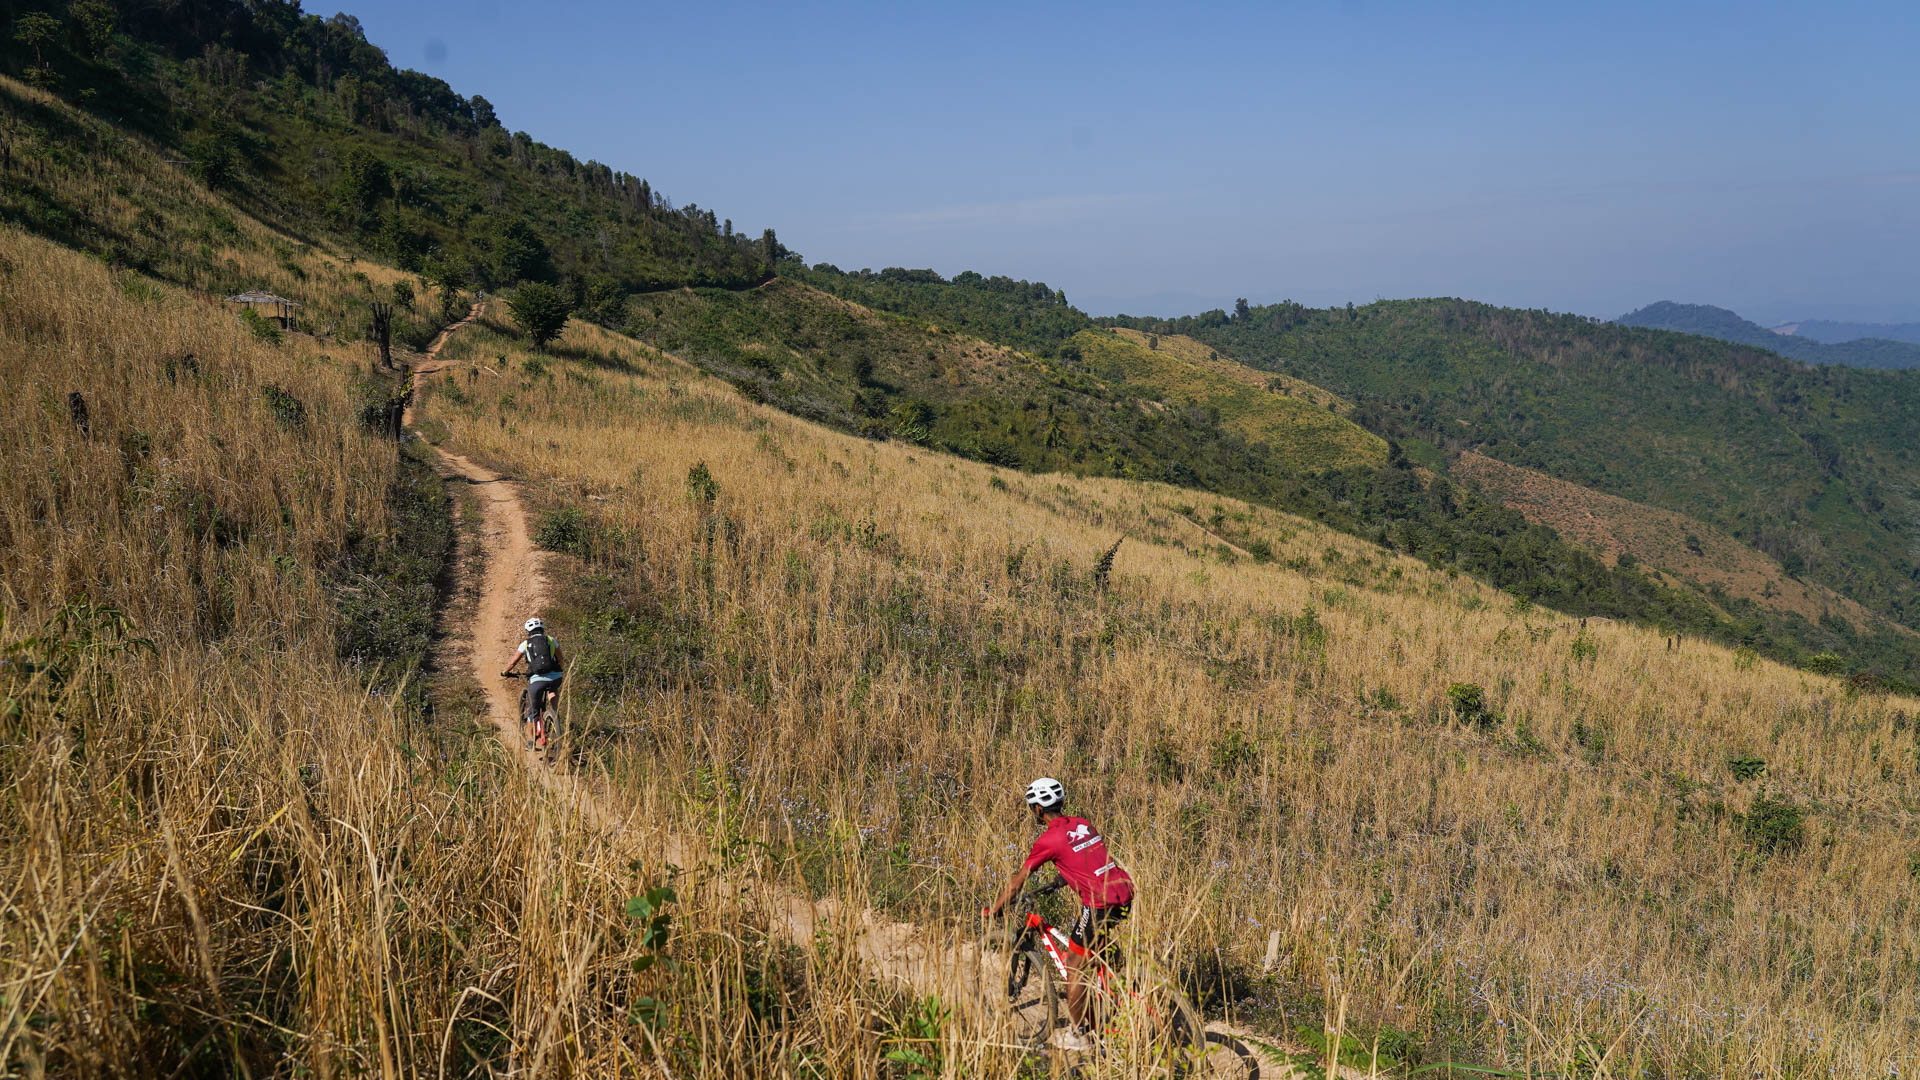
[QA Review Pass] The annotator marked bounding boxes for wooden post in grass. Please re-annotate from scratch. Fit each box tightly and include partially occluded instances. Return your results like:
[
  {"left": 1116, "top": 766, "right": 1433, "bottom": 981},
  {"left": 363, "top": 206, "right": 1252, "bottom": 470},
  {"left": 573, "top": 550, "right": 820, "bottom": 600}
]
[{"left": 370, "top": 301, "right": 394, "bottom": 368}]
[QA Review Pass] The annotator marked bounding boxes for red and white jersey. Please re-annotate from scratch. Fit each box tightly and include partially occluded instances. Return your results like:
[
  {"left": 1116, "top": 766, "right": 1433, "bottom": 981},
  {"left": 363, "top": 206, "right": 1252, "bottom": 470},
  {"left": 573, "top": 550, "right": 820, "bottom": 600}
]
[{"left": 1023, "top": 815, "right": 1134, "bottom": 908}]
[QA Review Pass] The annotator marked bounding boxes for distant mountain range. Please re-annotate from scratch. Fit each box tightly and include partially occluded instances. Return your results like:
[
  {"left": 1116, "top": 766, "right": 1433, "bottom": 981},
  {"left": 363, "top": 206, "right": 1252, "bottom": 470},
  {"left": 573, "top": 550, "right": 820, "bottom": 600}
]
[
  {"left": 1617, "top": 302, "right": 1920, "bottom": 369},
  {"left": 1772, "top": 319, "right": 1920, "bottom": 347}
]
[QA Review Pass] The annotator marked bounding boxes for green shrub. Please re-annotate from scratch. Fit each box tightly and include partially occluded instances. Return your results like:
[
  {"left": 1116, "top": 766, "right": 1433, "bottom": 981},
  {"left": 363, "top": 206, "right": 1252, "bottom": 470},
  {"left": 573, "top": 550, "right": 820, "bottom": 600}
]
[
  {"left": 1727, "top": 756, "right": 1766, "bottom": 782},
  {"left": 259, "top": 384, "right": 306, "bottom": 431},
  {"left": 1742, "top": 792, "right": 1806, "bottom": 855},
  {"left": 1447, "top": 682, "right": 1499, "bottom": 727},
  {"left": 238, "top": 306, "right": 282, "bottom": 344},
  {"left": 686, "top": 462, "right": 719, "bottom": 504},
  {"left": 1807, "top": 652, "right": 1847, "bottom": 676},
  {"left": 1570, "top": 631, "right": 1598, "bottom": 663},
  {"left": 534, "top": 505, "right": 594, "bottom": 559}
]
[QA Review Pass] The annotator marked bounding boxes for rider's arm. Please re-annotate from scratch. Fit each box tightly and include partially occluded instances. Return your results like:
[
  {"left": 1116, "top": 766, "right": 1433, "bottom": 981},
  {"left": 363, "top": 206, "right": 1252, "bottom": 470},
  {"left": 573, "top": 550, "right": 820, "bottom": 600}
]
[
  {"left": 502, "top": 641, "right": 524, "bottom": 676},
  {"left": 984, "top": 863, "right": 1033, "bottom": 918}
]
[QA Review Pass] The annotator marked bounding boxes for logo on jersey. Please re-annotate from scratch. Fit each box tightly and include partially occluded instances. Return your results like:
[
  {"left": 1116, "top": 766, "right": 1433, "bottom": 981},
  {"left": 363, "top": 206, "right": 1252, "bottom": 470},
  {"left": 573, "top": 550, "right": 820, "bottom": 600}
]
[{"left": 1068, "top": 821, "right": 1103, "bottom": 853}]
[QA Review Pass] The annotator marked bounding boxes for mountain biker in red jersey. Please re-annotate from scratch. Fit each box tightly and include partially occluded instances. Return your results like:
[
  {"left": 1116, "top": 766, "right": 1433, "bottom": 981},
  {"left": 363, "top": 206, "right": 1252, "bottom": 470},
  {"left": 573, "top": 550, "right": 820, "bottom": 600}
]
[{"left": 984, "top": 777, "right": 1134, "bottom": 1050}]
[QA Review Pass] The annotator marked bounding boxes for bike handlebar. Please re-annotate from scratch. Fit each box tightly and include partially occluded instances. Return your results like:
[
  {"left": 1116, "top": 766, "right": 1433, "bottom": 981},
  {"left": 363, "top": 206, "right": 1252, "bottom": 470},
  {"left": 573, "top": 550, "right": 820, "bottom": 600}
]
[{"left": 1029, "top": 875, "right": 1070, "bottom": 898}]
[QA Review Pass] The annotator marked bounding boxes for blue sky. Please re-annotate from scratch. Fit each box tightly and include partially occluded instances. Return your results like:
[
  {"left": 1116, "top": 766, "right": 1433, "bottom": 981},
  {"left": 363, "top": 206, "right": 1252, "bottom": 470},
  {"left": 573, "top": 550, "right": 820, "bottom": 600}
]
[{"left": 354, "top": 1, "right": 1919, "bottom": 322}]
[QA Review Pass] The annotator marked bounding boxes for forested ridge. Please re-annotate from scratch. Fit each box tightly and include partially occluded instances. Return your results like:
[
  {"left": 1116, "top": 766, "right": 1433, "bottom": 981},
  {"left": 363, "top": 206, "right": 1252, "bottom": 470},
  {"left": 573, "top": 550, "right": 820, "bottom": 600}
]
[{"left": 0, "top": 0, "right": 777, "bottom": 310}]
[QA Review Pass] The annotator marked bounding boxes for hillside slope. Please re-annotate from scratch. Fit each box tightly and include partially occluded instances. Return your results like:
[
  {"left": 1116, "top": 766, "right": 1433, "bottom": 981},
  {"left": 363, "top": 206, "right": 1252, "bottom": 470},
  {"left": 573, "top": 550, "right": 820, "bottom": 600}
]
[
  {"left": 1120, "top": 300, "right": 1920, "bottom": 646},
  {"left": 1453, "top": 450, "right": 1900, "bottom": 635},
  {"left": 1079, "top": 328, "right": 1386, "bottom": 473},
  {"left": 410, "top": 290, "right": 1920, "bottom": 1077},
  {"left": 1620, "top": 301, "right": 1920, "bottom": 369}
]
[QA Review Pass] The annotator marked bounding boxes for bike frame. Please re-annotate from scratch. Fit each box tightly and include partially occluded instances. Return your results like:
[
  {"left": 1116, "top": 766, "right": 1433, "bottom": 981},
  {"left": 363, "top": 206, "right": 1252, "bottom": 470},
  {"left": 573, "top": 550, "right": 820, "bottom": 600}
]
[{"left": 1022, "top": 910, "right": 1116, "bottom": 993}]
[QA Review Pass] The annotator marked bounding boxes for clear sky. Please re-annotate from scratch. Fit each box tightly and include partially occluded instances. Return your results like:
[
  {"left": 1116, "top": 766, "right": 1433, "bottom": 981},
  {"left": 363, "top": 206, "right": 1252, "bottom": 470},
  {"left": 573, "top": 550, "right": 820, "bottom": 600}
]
[{"left": 353, "top": 1, "right": 1918, "bottom": 322}]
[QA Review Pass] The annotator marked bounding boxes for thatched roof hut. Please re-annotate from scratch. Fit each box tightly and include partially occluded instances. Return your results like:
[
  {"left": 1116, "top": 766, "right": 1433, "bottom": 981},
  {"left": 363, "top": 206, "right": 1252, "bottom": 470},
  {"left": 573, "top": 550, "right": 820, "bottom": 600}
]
[{"left": 224, "top": 291, "right": 301, "bottom": 328}]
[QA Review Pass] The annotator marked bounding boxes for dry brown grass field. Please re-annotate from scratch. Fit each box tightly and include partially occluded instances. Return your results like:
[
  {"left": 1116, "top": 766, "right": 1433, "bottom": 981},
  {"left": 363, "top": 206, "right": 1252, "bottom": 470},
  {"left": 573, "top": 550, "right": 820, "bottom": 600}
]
[
  {"left": 416, "top": 304, "right": 1920, "bottom": 1077},
  {"left": 9, "top": 191, "right": 1920, "bottom": 1075},
  {"left": 0, "top": 226, "right": 1019, "bottom": 1077}
]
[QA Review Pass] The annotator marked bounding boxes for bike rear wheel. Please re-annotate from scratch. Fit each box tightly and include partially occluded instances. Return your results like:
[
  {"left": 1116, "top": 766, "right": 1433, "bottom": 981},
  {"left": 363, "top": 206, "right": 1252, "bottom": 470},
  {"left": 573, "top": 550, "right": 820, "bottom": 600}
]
[{"left": 976, "top": 929, "right": 1058, "bottom": 1047}]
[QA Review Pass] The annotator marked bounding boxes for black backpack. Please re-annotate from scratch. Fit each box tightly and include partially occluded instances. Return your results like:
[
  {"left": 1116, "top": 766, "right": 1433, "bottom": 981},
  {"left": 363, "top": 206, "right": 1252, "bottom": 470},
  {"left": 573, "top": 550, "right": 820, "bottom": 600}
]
[{"left": 524, "top": 631, "right": 558, "bottom": 675}]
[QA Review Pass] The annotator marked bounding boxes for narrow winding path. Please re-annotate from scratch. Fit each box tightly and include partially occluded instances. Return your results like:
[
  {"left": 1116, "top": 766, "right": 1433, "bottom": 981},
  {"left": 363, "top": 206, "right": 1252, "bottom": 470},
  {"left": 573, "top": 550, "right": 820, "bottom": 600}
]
[{"left": 403, "top": 306, "right": 1313, "bottom": 1078}]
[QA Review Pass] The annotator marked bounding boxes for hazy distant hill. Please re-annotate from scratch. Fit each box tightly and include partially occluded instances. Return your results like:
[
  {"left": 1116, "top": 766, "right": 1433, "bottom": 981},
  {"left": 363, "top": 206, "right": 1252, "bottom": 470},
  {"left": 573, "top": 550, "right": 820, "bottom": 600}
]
[
  {"left": 1618, "top": 302, "right": 1920, "bottom": 369},
  {"left": 1780, "top": 319, "right": 1920, "bottom": 347}
]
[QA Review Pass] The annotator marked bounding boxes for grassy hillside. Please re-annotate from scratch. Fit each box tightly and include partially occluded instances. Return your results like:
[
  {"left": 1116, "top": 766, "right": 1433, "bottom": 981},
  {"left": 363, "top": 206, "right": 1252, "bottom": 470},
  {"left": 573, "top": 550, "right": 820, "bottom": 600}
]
[
  {"left": 0, "top": 216, "right": 1021, "bottom": 1076},
  {"left": 13, "top": 0, "right": 1912, "bottom": 687},
  {"left": 1118, "top": 300, "right": 1920, "bottom": 645},
  {"left": 1620, "top": 301, "right": 1920, "bottom": 370},
  {"left": 1080, "top": 328, "right": 1386, "bottom": 472},
  {"left": 0, "top": 74, "right": 454, "bottom": 344},
  {"left": 416, "top": 297, "right": 1920, "bottom": 1077},
  {"left": 1454, "top": 451, "right": 1900, "bottom": 632}
]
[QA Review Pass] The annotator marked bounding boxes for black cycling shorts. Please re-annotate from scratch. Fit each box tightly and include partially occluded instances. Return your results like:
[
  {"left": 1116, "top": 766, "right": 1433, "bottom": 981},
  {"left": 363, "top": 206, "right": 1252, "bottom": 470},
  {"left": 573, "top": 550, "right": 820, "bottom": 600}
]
[{"left": 1069, "top": 901, "right": 1130, "bottom": 952}]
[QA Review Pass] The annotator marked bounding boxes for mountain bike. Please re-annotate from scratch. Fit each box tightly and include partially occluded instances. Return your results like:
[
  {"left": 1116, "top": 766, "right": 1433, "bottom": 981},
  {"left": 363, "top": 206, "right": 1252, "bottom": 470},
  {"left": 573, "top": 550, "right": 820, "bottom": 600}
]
[
  {"left": 978, "top": 877, "right": 1259, "bottom": 1078},
  {"left": 502, "top": 671, "right": 558, "bottom": 754}
]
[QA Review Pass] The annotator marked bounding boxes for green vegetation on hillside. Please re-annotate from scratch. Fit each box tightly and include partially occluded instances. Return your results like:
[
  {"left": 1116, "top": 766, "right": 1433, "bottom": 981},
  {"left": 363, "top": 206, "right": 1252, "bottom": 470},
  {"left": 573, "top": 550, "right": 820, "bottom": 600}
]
[
  {"left": 790, "top": 263, "right": 1092, "bottom": 354},
  {"left": 620, "top": 281, "right": 1864, "bottom": 680},
  {"left": 0, "top": 0, "right": 771, "bottom": 311},
  {"left": 1068, "top": 327, "right": 1386, "bottom": 473},
  {"left": 4, "top": 1, "right": 1911, "bottom": 688},
  {"left": 1108, "top": 299, "right": 1920, "bottom": 667}
]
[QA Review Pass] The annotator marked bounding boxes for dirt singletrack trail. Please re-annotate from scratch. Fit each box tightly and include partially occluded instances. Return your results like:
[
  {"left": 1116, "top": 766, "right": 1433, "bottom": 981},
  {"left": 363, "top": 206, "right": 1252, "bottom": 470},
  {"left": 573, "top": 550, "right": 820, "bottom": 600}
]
[
  {"left": 404, "top": 306, "right": 1318, "bottom": 1077},
  {"left": 405, "top": 306, "right": 554, "bottom": 764}
]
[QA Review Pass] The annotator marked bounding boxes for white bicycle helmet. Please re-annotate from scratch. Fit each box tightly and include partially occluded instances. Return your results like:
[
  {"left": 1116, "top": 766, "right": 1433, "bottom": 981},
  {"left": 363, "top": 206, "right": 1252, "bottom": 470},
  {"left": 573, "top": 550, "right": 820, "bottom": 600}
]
[
  {"left": 524, "top": 617, "right": 544, "bottom": 633},
  {"left": 1024, "top": 777, "right": 1065, "bottom": 809}
]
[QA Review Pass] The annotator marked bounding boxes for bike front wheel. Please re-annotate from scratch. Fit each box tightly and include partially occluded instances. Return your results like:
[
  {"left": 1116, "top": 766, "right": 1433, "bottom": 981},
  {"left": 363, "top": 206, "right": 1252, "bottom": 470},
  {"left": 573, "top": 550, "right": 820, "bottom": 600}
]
[{"left": 975, "top": 929, "right": 1058, "bottom": 1047}]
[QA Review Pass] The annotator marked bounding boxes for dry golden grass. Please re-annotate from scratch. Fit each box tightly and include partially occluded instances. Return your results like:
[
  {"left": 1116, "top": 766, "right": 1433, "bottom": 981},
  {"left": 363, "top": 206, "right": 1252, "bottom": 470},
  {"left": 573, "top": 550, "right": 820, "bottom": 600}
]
[
  {"left": 420, "top": 304, "right": 1920, "bottom": 1077},
  {"left": 1, "top": 228, "right": 1016, "bottom": 1077}
]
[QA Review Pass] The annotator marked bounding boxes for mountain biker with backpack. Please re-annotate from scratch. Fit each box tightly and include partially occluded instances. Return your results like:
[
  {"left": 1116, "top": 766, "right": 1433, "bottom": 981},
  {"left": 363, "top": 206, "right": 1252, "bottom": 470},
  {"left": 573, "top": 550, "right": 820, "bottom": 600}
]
[
  {"left": 501, "top": 617, "right": 565, "bottom": 750},
  {"left": 984, "top": 777, "right": 1135, "bottom": 1051}
]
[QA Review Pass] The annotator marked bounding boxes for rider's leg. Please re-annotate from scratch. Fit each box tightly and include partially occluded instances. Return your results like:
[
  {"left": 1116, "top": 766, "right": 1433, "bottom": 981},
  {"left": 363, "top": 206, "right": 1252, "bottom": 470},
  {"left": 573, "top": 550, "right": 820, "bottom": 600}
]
[
  {"left": 1064, "top": 948, "right": 1090, "bottom": 1027},
  {"left": 528, "top": 675, "right": 560, "bottom": 742}
]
